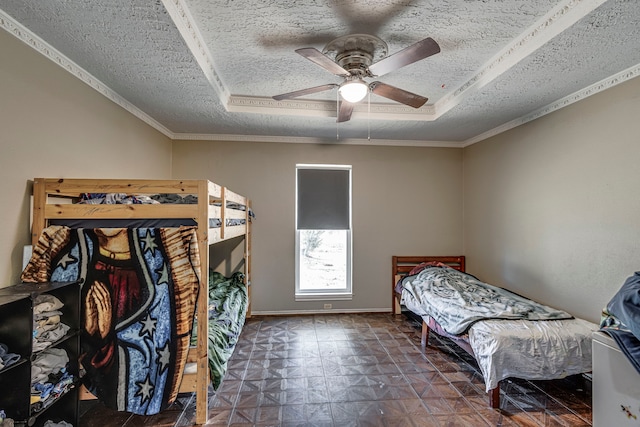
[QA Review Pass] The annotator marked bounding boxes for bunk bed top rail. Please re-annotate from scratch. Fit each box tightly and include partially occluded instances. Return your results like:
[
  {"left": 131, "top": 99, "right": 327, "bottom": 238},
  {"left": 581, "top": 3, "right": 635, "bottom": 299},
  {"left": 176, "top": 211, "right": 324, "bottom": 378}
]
[
  {"left": 31, "top": 178, "right": 250, "bottom": 245},
  {"left": 43, "top": 203, "right": 198, "bottom": 219},
  {"left": 35, "top": 178, "right": 220, "bottom": 198}
]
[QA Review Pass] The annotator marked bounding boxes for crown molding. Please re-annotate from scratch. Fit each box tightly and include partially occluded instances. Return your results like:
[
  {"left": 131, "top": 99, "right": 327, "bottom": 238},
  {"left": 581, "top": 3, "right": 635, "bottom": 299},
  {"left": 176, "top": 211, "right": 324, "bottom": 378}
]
[
  {"left": 192, "top": 55, "right": 640, "bottom": 147},
  {"left": 171, "top": 132, "right": 463, "bottom": 148},
  {"left": 436, "top": 0, "right": 608, "bottom": 118},
  {"left": 0, "top": 7, "right": 443, "bottom": 146},
  {"left": 224, "top": 0, "right": 607, "bottom": 123},
  {"left": 0, "top": 9, "right": 174, "bottom": 139},
  {"left": 4, "top": 2, "right": 637, "bottom": 149},
  {"left": 161, "top": 0, "right": 229, "bottom": 104},
  {"left": 227, "top": 95, "right": 437, "bottom": 121},
  {"left": 462, "top": 61, "right": 640, "bottom": 147}
]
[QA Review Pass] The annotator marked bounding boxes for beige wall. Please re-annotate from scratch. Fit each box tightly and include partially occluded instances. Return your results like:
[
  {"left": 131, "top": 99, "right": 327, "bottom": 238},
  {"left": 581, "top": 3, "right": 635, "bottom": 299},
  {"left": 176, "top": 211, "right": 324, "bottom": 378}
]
[
  {"left": 4, "top": 20, "right": 637, "bottom": 321},
  {"left": 0, "top": 29, "right": 172, "bottom": 286},
  {"left": 172, "top": 140, "right": 463, "bottom": 314},
  {"left": 463, "top": 76, "right": 640, "bottom": 323}
]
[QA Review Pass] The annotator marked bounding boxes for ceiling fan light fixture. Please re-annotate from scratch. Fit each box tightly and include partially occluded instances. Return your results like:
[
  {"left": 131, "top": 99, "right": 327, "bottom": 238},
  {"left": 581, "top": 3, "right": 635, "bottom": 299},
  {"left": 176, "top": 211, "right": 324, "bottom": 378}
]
[{"left": 338, "top": 79, "right": 368, "bottom": 103}]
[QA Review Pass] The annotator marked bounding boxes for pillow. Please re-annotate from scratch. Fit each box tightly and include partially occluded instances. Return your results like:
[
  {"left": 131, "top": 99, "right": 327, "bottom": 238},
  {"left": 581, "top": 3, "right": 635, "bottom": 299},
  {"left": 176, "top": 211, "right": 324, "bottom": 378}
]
[
  {"left": 394, "top": 261, "right": 454, "bottom": 295},
  {"left": 408, "top": 261, "right": 450, "bottom": 276}
]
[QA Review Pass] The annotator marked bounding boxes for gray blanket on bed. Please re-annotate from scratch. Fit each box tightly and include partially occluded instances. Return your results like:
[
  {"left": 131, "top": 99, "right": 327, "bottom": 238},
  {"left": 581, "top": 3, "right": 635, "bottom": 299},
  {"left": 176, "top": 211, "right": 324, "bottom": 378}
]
[{"left": 400, "top": 267, "right": 573, "bottom": 335}]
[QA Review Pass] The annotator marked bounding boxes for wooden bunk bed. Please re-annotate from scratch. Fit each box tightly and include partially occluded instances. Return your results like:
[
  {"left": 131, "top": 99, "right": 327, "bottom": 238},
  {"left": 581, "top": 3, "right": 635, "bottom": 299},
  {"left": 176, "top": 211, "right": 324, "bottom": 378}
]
[
  {"left": 29, "top": 178, "right": 251, "bottom": 424},
  {"left": 392, "top": 255, "right": 595, "bottom": 409}
]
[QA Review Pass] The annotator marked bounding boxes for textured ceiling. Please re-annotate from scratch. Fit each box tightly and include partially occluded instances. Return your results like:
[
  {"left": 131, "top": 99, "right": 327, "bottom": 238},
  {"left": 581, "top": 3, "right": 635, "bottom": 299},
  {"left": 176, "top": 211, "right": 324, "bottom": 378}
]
[{"left": 1, "top": 0, "right": 639, "bottom": 146}]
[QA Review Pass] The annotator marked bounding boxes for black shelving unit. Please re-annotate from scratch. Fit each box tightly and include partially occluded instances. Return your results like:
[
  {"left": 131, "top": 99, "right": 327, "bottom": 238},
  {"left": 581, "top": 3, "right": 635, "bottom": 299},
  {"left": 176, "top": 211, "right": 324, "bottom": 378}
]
[{"left": 0, "top": 282, "right": 81, "bottom": 427}]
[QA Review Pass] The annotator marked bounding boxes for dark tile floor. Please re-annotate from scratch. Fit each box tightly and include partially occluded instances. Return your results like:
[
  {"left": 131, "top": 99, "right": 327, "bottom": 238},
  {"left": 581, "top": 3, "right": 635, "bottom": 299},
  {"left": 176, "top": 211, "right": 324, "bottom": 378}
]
[{"left": 79, "top": 313, "right": 592, "bottom": 426}]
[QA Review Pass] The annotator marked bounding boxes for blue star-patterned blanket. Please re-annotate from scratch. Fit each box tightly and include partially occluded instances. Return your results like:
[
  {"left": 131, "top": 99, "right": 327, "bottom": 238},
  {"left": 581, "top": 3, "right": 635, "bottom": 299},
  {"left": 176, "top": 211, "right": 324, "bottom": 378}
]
[
  {"left": 22, "top": 226, "right": 200, "bottom": 415},
  {"left": 399, "top": 266, "right": 572, "bottom": 335}
]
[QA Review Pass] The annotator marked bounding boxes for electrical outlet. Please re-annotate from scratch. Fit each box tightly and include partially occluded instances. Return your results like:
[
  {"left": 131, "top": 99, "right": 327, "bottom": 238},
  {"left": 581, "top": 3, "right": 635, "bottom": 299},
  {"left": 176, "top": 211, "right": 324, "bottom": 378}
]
[{"left": 323, "top": 303, "right": 332, "bottom": 310}]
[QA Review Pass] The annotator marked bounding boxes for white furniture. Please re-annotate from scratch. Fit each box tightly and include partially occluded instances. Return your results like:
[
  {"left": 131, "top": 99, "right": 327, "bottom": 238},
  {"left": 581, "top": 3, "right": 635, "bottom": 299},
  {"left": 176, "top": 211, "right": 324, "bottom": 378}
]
[{"left": 592, "top": 331, "right": 640, "bottom": 426}]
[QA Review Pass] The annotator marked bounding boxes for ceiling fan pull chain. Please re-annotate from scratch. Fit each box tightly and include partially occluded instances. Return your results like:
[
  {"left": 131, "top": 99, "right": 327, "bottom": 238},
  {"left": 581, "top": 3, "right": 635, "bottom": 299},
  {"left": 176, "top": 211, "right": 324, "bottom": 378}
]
[
  {"left": 336, "top": 91, "right": 340, "bottom": 140},
  {"left": 367, "top": 91, "right": 371, "bottom": 141}
]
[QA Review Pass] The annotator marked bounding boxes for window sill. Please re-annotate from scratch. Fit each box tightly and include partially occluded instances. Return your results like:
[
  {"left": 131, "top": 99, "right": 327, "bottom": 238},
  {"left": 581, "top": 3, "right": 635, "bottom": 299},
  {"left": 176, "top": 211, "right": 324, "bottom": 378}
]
[{"left": 295, "top": 293, "right": 353, "bottom": 302}]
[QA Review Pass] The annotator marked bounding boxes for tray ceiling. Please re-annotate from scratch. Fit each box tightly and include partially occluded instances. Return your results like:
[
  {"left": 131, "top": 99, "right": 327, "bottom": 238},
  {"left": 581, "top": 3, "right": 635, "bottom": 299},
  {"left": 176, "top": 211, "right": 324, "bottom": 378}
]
[{"left": 1, "top": 0, "right": 638, "bottom": 146}]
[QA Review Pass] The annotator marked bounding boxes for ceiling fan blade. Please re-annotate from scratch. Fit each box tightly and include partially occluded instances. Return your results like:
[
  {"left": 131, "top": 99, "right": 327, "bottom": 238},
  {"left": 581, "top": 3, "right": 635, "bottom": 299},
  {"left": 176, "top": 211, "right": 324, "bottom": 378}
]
[
  {"left": 368, "top": 37, "right": 440, "bottom": 77},
  {"left": 273, "top": 84, "right": 339, "bottom": 101},
  {"left": 337, "top": 101, "right": 354, "bottom": 123},
  {"left": 295, "top": 47, "right": 351, "bottom": 76},
  {"left": 369, "top": 82, "right": 428, "bottom": 108}
]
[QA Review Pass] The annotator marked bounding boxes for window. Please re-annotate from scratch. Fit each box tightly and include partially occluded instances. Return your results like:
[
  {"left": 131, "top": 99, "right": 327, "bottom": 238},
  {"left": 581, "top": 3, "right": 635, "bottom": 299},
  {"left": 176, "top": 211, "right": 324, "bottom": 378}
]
[{"left": 295, "top": 164, "right": 352, "bottom": 300}]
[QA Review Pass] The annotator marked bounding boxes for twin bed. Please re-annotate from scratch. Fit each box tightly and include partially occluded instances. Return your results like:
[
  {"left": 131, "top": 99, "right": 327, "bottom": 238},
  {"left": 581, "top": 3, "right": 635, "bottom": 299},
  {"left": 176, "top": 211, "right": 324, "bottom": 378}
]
[
  {"left": 22, "top": 178, "right": 251, "bottom": 424},
  {"left": 392, "top": 256, "right": 596, "bottom": 408}
]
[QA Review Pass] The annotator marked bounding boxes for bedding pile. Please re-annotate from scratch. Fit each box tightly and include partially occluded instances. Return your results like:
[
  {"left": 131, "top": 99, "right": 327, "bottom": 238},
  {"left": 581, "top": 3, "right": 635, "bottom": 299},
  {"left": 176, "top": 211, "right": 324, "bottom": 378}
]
[
  {"left": 21, "top": 225, "right": 200, "bottom": 415},
  {"left": 600, "top": 271, "right": 640, "bottom": 374},
  {"left": 76, "top": 192, "right": 255, "bottom": 229},
  {"left": 190, "top": 271, "right": 248, "bottom": 389},
  {"left": 400, "top": 266, "right": 573, "bottom": 335}
]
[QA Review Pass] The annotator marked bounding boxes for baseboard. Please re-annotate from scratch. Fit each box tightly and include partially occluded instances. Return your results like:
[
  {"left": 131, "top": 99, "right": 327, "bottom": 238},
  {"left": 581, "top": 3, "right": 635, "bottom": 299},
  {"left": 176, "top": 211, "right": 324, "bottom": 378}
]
[{"left": 251, "top": 308, "right": 391, "bottom": 316}]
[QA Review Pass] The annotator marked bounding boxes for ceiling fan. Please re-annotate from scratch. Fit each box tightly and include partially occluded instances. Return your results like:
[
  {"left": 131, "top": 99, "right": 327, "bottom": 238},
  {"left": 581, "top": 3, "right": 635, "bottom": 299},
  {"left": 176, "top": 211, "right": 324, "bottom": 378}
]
[{"left": 272, "top": 34, "right": 440, "bottom": 122}]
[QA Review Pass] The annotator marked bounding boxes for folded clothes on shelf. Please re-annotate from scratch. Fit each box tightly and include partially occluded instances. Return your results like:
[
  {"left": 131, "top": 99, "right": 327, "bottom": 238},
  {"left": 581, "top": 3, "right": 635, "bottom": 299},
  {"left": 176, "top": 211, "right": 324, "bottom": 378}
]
[
  {"left": 0, "top": 343, "right": 20, "bottom": 370},
  {"left": 32, "top": 295, "right": 70, "bottom": 352},
  {"left": 31, "top": 347, "right": 69, "bottom": 384}
]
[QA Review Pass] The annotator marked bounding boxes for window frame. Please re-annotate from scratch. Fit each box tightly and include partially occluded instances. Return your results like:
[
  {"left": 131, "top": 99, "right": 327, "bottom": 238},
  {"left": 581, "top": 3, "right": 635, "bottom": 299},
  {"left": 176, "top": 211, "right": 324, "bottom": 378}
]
[{"left": 295, "top": 164, "right": 353, "bottom": 301}]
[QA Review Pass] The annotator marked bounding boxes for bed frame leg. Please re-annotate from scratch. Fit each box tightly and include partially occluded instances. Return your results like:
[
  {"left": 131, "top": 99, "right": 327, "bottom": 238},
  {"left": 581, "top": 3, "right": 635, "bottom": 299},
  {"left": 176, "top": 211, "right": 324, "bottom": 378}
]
[
  {"left": 489, "top": 384, "right": 500, "bottom": 408},
  {"left": 394, "top": 297, "right": 402, "bottom": 315},
  {"left": 421, "top": 321, "right": 429, "bottom": 348}
]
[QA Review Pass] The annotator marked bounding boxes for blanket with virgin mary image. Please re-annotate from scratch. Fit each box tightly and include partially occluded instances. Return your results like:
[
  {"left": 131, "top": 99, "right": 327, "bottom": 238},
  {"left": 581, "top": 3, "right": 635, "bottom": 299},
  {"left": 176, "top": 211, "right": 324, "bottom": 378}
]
[{"left": 22, "top": 225, "right": 200, "bottom": 415}]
